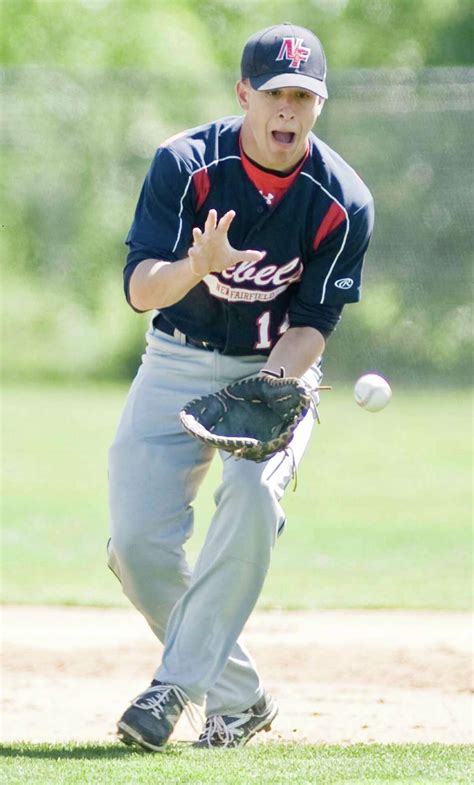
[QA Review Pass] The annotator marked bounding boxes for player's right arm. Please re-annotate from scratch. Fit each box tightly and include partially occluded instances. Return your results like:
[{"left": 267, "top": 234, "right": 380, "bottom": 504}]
[
  {"left": 125, "top": 145, "right": 263, "bottom": 312},
  {"left": 129, "top": 209, "right": 264, "bottom": 311},
  {"left": 128, "top": 257, "right": 202, "bottom": 312}
]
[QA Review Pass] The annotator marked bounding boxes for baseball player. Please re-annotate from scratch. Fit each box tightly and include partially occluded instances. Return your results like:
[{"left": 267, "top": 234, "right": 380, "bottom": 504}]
[{"left": 108, "top": 22, "right": 374, "bottom": 749}]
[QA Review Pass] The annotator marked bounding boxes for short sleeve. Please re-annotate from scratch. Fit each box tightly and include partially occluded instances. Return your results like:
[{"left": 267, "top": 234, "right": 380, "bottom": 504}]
[
  {"left": 289, "top": 198, "right": 374, "bottom": 325},
  {"left": 123, "top": 146, "right": 195, "bottom": 305}
]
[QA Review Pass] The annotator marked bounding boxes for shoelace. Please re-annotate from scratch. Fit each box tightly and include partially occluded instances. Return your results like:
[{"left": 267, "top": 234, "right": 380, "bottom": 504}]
[
  {"left": 133, "top": 683, "right": 201, "bottom": 732},
  {"left": 199, "top": 711, "right": 251, "bottom": 747}
]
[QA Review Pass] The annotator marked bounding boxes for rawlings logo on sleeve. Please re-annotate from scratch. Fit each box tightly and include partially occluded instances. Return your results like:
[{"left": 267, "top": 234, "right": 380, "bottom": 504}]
[
  {"left": 203, "top": 257, "right": 303, "bottom": 303},
  {"left": 334, "top": 277, "right": 353, "bottom": 290}
]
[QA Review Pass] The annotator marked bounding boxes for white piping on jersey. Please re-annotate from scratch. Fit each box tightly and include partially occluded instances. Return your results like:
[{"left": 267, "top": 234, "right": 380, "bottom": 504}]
[
  {"left": 171, "top": 155, "right": 241, "bottom": 254},
  {"left": 300, "top": 172, "right": 350, "bottom": 304}
]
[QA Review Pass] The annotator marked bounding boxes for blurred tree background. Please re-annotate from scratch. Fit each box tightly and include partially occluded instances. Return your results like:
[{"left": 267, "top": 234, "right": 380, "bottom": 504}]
[{"left": 1, "top": 0, "right": 473, "bottom": 383}]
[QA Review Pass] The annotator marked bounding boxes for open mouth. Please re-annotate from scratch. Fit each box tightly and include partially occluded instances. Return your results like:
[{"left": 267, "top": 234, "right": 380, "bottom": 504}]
[{"left": 271, "top": 131, "right": 296, "bottom": 145}]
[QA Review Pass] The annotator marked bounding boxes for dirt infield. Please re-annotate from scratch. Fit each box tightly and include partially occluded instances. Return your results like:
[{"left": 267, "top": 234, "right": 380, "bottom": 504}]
[{"left": 2, "top": 606, "right": 472, "bottom": 745}]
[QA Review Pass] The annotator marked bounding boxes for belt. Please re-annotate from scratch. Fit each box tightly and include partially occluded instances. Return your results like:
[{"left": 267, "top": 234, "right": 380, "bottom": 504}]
[{"left": 153, "top": 314, "right": 222, "bottom": 352}]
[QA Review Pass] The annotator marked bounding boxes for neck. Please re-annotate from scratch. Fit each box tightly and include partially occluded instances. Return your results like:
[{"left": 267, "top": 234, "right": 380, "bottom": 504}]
[{"left": 241, "top": 146, "right": 303, "bottom": 177}]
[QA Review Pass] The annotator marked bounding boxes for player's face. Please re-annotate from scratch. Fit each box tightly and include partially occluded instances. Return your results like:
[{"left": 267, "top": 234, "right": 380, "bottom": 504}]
[{"left": 237, "top": 81, "right": 323, "bottom": 172}]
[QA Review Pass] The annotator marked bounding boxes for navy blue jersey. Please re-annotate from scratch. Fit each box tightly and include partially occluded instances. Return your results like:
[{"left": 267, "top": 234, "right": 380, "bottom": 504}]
[{"left": 125, "top": 116, "right": 374, "bottom": 355}]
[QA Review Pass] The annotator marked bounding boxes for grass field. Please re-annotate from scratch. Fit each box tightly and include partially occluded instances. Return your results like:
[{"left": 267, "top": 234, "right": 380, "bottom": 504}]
[
  {"left": 0, "top": 743, "right": 472, "bottom": 785},
  {"left": 1, "top": 383, "right": 472, "bottom": 609}
]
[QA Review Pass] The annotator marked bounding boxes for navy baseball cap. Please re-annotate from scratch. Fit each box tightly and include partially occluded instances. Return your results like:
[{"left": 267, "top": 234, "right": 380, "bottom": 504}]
[{"left": 241, "top": 23, "right": 328, "bottom": 99}]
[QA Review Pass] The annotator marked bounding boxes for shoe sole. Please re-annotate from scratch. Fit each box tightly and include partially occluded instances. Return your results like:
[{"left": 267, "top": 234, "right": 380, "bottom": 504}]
[
  {"left": 238, "top": 701, "right": 279, "bottom": 747},
  {"left": 117, "top": 721, "right": 167, "bottom": 752}
]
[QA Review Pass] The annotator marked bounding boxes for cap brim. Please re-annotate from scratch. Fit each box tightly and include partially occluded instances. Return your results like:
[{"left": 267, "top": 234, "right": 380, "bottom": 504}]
[{"left": 250, "top": 72, "right": 328, "bottom": 99}]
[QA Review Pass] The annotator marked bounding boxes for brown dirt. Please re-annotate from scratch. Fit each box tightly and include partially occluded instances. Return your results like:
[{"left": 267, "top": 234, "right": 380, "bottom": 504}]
[{"left": 1, "top": 606, "right": 472, "bottom": 745}]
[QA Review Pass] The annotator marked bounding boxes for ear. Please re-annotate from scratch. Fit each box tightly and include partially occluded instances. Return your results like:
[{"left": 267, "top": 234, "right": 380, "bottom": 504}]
[
  {"left": 236, "top": 80, "right": 250, "bottom": 111},
  {"left": 315, "top": 97, "right": 325, "bottom": 118}
]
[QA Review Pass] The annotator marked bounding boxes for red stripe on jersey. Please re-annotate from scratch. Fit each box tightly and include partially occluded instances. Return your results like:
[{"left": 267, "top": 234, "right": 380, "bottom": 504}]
[
  {"left": 313, "top": 202, "right": 346, "bottom": 250},
  {"left": 193, "top": 169, "right": 211, "bottom": 211}
]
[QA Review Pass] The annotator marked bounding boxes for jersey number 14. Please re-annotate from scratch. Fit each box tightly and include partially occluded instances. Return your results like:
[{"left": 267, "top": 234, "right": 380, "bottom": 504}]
[{"left": 255, "top": 311, "right": 289, "bottom": 350}]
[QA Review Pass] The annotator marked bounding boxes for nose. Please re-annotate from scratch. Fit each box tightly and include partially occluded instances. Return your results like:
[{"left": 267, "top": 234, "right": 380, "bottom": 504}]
[{"left": 277, "top": 96, "right": 295, "bottom": 120}]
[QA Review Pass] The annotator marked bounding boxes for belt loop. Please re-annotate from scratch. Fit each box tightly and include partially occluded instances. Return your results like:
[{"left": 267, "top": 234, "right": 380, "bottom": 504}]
[{"left": 173, "top": 328, "right": 187, "bottom": 346}]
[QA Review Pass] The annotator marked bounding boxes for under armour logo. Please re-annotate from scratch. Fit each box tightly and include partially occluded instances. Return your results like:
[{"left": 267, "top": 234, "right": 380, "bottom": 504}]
[
  {"left": 259, "top": 191, "right": 275, "bottom": 206},
  {"left": 276, "top": 37, "right": 311, "bottom": 69}
]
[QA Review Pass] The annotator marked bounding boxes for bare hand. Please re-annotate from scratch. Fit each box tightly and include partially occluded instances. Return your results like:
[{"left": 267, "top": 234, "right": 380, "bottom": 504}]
[{"left": 188, "top": 209, "right": 265, "bottom": 276}]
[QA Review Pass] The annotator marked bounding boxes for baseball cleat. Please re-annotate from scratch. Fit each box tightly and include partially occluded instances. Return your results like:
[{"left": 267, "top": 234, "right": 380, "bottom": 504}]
[
  {"left": 117, "top": 680, "right": 193, "bottom": 752},
  {"left": 193, "top": 691, "right": 278, "bottom": 748}
]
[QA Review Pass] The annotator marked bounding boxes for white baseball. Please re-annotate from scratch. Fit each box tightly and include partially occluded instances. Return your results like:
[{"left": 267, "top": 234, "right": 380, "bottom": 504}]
[{"left": 354, "top": 373, "right": 392, "bottom": 412}]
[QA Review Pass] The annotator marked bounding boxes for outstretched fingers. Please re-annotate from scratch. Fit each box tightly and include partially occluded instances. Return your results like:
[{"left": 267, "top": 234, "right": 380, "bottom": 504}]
[
  {"left": 192, "top": 227, "right": 203, "bottom": 244},
  {"left": 204, "top": 209, "right": 218, "bottom": 232},
  {"left": 194, "top": 209, "right": 265, "bottom": 271},
  {"left": 200, "top": 209, "right": 235, "bottom": 238},
  {"left": 217, "top": 210, "right": 236, "bottom": 234}
]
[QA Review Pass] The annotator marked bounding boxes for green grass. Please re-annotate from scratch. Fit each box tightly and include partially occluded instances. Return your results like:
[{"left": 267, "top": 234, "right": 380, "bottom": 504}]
[
  {"left": 1, "top": 383, "right": 472, "bottom": 609},
  {"left": 0, "top": 743, "right": 472, "bottom": 785}
]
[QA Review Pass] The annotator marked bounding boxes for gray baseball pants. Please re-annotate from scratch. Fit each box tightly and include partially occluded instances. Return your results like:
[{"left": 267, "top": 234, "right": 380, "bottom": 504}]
[{"left": 108, "top": 323, "right": 320, "bottom": 715}]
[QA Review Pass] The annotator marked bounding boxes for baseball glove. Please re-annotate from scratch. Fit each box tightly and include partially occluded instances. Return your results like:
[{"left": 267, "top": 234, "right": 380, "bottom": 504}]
[{"left": 179, "top": 369, "right": 312, "bottom": 462}]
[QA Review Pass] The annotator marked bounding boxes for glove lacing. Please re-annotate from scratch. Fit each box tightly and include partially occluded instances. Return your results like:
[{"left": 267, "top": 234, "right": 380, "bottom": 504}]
[{"left": 283, "top": 445, "right": 298, "bottom": 491}]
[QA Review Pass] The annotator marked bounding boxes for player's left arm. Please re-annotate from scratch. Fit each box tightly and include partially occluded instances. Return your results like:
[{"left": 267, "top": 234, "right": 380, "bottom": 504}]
[
  {"left": 263, "top": 325, "right": 326, "bottom": 378},
  {"left": 264, "top": 197, "right": 374, "bottom": 378},
  {"left": 268, "top": 197, "right": 374, "bottom": 378}
]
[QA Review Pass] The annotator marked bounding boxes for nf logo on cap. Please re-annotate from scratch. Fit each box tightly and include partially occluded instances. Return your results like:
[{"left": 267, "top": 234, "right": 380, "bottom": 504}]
[{"left": 276, "top": 38, "right": 311, "bottom": 70}]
